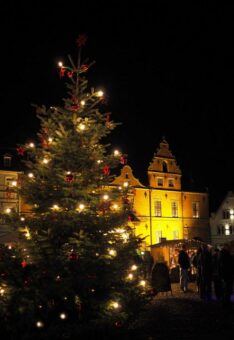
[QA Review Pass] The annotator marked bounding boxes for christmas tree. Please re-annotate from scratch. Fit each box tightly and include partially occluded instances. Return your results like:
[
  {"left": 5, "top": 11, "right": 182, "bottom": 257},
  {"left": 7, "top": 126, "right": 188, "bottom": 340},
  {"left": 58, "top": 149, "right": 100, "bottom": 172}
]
[{"left": 1, "top": 35, "right": 151, "bottom": 339}]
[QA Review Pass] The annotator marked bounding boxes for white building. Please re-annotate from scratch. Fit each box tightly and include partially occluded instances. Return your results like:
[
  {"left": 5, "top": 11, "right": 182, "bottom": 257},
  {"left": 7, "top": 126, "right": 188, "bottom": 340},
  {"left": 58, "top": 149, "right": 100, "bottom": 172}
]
[{"left": 210, "top": 191, "right": 234, "bottom": 247}]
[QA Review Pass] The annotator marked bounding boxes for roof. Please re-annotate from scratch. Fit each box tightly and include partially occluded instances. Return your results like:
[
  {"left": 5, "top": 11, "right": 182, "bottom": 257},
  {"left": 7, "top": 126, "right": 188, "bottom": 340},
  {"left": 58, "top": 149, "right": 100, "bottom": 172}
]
[{"left": 150, "top": 238, "right": 209, "bottom": 249}]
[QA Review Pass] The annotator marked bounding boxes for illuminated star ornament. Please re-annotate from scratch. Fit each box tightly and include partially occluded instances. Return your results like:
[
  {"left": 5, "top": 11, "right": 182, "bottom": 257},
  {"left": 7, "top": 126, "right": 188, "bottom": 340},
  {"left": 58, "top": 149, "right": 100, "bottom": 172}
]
[
  {"left": 76, "top": 34, "right": 87, "bottom": 47},
  {"left": 16, "top": 146, "right": 25, "bottom": 156}
]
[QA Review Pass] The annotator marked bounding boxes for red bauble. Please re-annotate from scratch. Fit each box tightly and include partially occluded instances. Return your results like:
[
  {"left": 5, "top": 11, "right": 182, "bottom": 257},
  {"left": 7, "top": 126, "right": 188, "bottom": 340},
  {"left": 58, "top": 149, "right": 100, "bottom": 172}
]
[
  {"left": 21, "top": 260, "right": 27, "bottom": 268},
  {"left": 69, "top": 252, "right": 78, "bottom": 261},
  {"left": 67, "top": 71, "right": 74, "bottom": 78},
  {"left": 70, "top": 104, "right": 80, "bottom": 112},
  {"left": 120, "top": 156, "right": 127, "bottom": 165},
  {"left": 60, "top": 68, "right": 65, "bottom": 78},
  {"left": 65, "top": 173, "right": 74, "bottom": 182},
  {"left": 41, "top": 139, "right": 49, "bottom": 148},
  {"left": 103, "top": 164, "right": 110, "bottom": 176}
]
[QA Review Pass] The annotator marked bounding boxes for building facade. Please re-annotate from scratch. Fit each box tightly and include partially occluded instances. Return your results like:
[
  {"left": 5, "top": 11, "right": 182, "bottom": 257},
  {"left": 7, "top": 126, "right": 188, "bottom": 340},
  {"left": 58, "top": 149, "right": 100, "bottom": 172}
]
[
  {"left": 210, "top": 191, "right": 234, "bottom": 247},
  {"left": 112, "top": 139, "right": 210, "bottom": 249}
]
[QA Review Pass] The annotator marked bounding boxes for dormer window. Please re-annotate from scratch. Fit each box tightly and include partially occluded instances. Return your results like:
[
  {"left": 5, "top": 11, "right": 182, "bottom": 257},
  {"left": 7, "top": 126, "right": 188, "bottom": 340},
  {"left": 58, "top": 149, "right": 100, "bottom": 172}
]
[
  {"left": 162, "top": 161, "right": 168, "bottom": 173},
  {"left": 3, "top": 154, "right": 12, "bottom": 168}
]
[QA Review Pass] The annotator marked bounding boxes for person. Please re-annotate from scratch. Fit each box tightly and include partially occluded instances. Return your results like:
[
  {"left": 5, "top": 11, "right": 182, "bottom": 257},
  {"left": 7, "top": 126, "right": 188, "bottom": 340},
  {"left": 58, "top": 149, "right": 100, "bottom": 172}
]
[
  {"left": 191, "top": 247, "right": 201, "bottom": 293},
  {"left": 151, "top": 261, "right": 172, "bottom": 295},
  {"left": 211, "top": 247, "right": 222, "bottom": 301},
  {"left": 218, "top": 243, "right": 234, "bottom": 311},
  {"left": 197, "top": 243, "right": 212, "bottom": 301},
  {"left": 178, "top": 244, "right": 190, "bottom": 292}
]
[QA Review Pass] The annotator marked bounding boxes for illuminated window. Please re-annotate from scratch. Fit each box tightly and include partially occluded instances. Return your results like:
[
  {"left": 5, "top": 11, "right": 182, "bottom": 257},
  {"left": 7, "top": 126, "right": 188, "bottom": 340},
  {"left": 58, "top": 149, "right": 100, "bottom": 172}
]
[
  {"left": 173, "top": 230, "right": 179, "bottom": 239},
  {"left": 154, "top": 201, "right": 162, "bottom": 217},
  {"left": 171, "top": 201, "right": 178, "bottom": 217},
  {"left": 156, "top": 230, "right": 162, "bottom": 243},
  {"left": 192, "top": 202, "right": 199, "bottom": 218},
  {"left": 3, "top": 154, "right": 12, "bottom": 167},
  {"left": 225, "top": 224, "right": 230, "bottom": 236},
  {"left": 157, "top": 178, "right": 163, "bottom": 186},
  {"left": 168, "top": 179, "right": 174, "bottom": 187},
  {"left": 223, "top": 210, "right": 230, "bottom": 219}
]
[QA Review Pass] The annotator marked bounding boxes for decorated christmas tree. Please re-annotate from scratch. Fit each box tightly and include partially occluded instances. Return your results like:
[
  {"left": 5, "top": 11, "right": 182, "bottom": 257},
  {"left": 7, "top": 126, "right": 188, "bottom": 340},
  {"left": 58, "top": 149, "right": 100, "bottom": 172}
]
[{"left": 0, "top": 36, "right": 151, "bottom": 338}]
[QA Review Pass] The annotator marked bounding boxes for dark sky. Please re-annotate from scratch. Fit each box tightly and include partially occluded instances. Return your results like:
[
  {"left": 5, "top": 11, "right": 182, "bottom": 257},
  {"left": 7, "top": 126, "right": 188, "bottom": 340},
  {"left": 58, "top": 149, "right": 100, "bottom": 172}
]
[{"left": 1, "top": 1, "right": 234, "bottom": 212}]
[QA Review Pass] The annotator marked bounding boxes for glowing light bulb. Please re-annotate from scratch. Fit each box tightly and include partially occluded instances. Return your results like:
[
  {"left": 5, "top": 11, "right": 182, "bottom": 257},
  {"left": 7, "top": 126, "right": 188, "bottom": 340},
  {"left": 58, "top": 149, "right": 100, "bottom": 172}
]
[
  {"left": 81, "top": 100, "right": 85, "bottom": 106},
  {"left": 11, "top": 181, "right": 17, "bottom": 186},
  {"left": 109, "top": 249, "right": 117, "bottom": 256},
  {"left": 103, "top": 194, "right": 109, "bottom": 200},
  {"left": 97, "top": 90, "right": 104, "bottom": 97},
  {"left": 114, "top": 150, "right": 120, "bottom": 156},
  {"left": 29, "top": 142, "right": 35, "bottom": 148},
  {"left": 113, "top": 204, "right": 119, "bottom": 210},
  {"left": 20, "top": 217, "right": 25, "bottom": 221},
  {"left": 140, "top": 280, "right": 146, "bottom": 287},
  {"left": 78, "top": 123, "right": 85, "bottom": 130},
  {"left": 42, "top": 158, "right": 49, "bottom": 164},
  {"left": 58, "top": 61, "right": 63, "bottom": 67},
  {"left": 28, "top": 173, "right": 34, "bottom": 178},
  {"left": 123, "top": 182, "right": 129, "bottom": 187},
  {"left": 112, "top": 302, "right": 119, "bottom": 309},
  {"left": 5, "top": 208, "right": 11, "bottom": 214},
  {"left": 131, "top": 265, "right": 137, "bottom": 271},
  {"left": 36, "top": 321, "right": 44, "bottom": 328},
  {"left": 78, "top": 203, "right": 85, "bottom": 210},
  {"left": 52, "top": 204, "right": 59, "bottom": 210},
  {"left": 48, "top": 137, "right": 53, "bottom": 143},
  {"left": 127, "top": 273, "right": 133, "bottom": 280},
  {"left": 59, "top": 313, "right": 67, "bottom": 320}
]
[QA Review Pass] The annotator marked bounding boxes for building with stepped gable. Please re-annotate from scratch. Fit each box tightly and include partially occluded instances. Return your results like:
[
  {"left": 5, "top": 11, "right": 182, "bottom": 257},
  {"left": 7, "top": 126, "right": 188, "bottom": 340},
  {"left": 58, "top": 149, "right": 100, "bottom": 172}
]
[{"left": 112, "top": 138, "right": 210, "bottom": 250}]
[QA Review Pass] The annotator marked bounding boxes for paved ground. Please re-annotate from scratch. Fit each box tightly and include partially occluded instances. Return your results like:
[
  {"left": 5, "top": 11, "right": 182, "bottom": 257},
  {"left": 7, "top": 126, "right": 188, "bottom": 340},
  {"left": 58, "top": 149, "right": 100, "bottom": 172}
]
[{"left": 128, "top": 282, "right": 234, "bottom": 340}]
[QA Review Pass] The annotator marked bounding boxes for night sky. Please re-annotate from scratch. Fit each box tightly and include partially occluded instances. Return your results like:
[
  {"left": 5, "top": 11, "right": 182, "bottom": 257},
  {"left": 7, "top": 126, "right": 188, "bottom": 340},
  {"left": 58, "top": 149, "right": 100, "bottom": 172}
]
[{"left": 1, "top": 1, "right": 234, "bottom": 212}]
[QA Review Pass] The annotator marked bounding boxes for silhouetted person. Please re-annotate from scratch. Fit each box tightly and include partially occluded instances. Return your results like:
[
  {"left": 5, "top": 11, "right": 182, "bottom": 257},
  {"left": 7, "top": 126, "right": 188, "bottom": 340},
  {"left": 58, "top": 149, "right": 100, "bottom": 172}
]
[
  {"left": 218, "top": 243, "right": 234, "bottom": 311},
  {"left": 178, "top": 244, "right": 190, "bottom": 292},
  {"left": 197, "top": 244, "right": 212, "bottom": 301},
  {"left": 151, "top": 262, "right": 172, "bottom": 295},
  {"left": 212, "top": 248, "right": 222, "bottom": 301}
]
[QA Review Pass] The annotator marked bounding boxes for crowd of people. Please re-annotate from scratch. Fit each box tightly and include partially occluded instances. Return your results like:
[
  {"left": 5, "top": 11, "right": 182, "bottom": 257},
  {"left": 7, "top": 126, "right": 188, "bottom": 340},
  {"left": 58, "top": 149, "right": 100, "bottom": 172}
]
[{"left": 150, "top": 243, "right": 234, "bottom": 312}]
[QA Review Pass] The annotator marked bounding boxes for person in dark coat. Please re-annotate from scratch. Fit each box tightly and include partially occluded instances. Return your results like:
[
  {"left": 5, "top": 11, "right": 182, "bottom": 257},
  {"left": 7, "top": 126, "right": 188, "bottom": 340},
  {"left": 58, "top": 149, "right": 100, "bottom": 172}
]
[
  {"left": 211, "top": 247, "right": 222, "bottom": 301},
  {"left": 218, "top": 243, "right": 234, "bottom": 310},
  {"left": 197, "top": 243, "right": 212, "bottom": 301},
  {"left": 151, "top": 262, "right": 172, "bottom": 295},
  {"left": 178, "top": 244, "right": 190, "bottom": 292}
]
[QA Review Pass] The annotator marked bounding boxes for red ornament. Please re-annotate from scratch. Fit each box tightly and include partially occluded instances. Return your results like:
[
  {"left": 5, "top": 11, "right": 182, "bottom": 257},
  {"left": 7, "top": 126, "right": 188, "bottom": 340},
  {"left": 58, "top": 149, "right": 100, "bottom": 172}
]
[
  {"left": 67, "top": 71, "right": 74, "bottom": 78},
  {"left": 70, "top": 105, "right": 80, "bottom": 112},
  {"left": 21, "top": 260, "right": 27, "bottom": 268},
  {"left": 65, "top": 173, "right": 74, "bottom": 182},
  {"left": 60, "top": 67, "right": 65, "bottom": 78},
  {"left": 69, "top": 252, "right": 78, "bottom": 261},
  {"left": 81, "top": 64, "right": 89, "bottom": 72},
  {"left": 103, "top": 164, "right": 110, "bottom": 176},
  {"left": 115, "top": 321, "right": 122, "bottom": 328},
  {"left": 120, "top": 155, "right": 127, "bottom": 165},
  {"left": 76, "top": 34, "right": 87, "bottom": 47},
  {"left": 41, "top": 139, "right": 49, "bottom": 148},
  {"left": 16, "top": 146, "right": 25, "bottom": 156}
]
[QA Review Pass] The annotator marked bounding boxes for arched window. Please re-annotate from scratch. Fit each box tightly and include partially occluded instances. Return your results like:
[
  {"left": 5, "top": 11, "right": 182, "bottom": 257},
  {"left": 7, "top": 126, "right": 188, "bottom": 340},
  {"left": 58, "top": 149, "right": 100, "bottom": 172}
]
[{"left": 162, "top": 161, "right": 168, "bottom": 173}]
